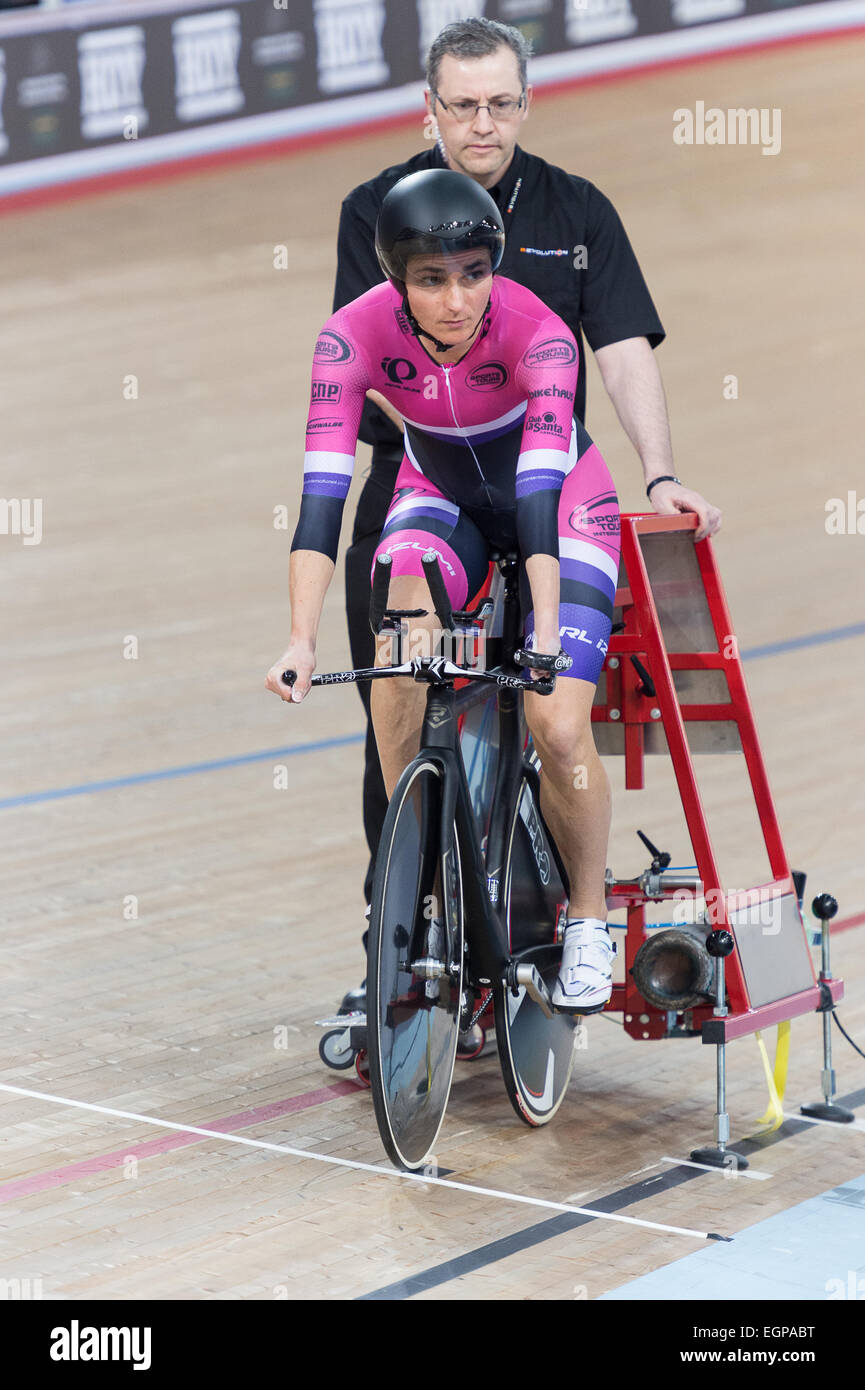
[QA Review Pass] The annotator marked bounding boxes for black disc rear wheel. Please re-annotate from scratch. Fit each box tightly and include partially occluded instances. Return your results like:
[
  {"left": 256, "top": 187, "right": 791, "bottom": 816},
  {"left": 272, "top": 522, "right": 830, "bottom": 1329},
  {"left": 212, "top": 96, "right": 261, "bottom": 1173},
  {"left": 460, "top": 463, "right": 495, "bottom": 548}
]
[
  {"left": 368, "top": 759, "right": 464, "bottom": 1170},
  {"left": 494, "top": 769, "right": 576, "bottom": 1126}
]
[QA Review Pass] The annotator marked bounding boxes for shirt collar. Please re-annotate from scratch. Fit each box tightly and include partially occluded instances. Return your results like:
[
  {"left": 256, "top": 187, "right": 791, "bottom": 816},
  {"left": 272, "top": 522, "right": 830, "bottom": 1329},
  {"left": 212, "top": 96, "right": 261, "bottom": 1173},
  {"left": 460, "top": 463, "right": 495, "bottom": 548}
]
[
  {"left": 488, "top": 145, "right": 525, "bottom": 213},
  {"left": 432, "top": 142, "right": 526, "bottom": 214}
]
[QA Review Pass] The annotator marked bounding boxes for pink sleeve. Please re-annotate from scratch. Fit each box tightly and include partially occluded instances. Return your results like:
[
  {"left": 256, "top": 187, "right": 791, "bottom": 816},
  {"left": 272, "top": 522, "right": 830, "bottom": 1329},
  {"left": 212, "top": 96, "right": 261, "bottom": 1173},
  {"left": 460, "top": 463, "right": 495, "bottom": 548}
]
[
  {"left": 292, "top": 311, "right": 372, "bottom": 561},
  {"left": 512, "top": 323, "right": 580, "bottom": 559}
]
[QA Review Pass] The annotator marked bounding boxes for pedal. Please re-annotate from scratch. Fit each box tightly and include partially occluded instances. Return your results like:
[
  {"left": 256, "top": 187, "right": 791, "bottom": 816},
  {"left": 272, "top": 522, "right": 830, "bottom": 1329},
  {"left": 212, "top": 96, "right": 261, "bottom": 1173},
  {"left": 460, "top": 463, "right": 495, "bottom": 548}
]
[
  {"left": 553, "top": 998, "right": 606, "bottom": 1017},
  {"left": 316, "top": 1011, "right": 368, "bottom": 1054},
  {"left": 316, "top": 1011, "right": 366, "bottom": 1028},
  {"left": 512, "top": 962, "right": 555, "bottom": 1019}
]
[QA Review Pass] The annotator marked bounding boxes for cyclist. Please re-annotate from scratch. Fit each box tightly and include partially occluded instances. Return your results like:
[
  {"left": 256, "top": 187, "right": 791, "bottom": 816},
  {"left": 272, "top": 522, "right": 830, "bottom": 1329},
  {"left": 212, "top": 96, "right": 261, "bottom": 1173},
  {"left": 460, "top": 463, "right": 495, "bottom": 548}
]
[{"left": 268, "top": 168, "right": 628, "bottom": 1010}]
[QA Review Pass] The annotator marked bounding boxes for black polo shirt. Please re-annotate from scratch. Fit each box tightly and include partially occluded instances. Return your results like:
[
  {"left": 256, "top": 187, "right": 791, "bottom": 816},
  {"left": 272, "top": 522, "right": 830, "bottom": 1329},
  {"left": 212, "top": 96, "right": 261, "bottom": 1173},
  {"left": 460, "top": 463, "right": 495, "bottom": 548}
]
[{"left": 333, "top": 142, "right": 665, "bottom": 455}]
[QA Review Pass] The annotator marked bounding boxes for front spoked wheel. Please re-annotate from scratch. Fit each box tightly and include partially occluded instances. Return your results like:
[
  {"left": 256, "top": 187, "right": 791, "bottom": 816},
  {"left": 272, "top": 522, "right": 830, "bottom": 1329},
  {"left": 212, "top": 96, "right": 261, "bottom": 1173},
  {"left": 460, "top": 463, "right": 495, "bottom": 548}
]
[
  {"left": 495, "top": 766, "right": 577, "bottom": 1126},
  {"left": 367, "top": 759, "right": 464, "bottom": 1170}
]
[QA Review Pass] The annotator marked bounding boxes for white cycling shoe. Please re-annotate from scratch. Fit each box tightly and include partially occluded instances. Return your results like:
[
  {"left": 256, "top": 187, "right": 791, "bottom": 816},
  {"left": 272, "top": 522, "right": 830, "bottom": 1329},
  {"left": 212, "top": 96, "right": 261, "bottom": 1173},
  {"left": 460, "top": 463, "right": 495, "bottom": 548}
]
[{"left": 552, "top": 918, "right": 616, "bottom": 1013}]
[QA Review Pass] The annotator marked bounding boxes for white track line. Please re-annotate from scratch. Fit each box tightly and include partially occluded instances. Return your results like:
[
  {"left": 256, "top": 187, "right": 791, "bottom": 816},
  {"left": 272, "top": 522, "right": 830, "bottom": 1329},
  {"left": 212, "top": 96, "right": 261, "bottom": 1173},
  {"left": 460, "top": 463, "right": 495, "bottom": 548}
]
[
  {"left": 784, "top": 1110, "right": 865, "bottom": 1134},
  {"left": 660, "top": 1156, "right": 770, "bottom": 1181},
  {"left": 0, "top": 1082, "right": 717, "bottom": 1242}
]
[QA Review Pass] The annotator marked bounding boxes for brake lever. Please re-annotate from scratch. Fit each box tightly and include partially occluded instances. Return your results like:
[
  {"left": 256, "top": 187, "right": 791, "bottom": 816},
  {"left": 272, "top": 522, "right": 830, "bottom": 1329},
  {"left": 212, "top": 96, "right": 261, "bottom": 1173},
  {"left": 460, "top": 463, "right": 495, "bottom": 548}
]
[
  {"left": 529, "top": 676, "right": 555, "bottom": 697},
  {"left": 451, "top": 598, "right": 495, "bottom": 626}
]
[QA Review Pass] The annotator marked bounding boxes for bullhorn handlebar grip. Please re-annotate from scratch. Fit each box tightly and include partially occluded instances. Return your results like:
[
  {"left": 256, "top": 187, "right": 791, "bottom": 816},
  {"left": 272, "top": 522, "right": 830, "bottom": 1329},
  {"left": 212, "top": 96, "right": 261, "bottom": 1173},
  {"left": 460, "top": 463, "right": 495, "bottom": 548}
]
[
  {"left": 369, "top": 553, "right": 393, "bottom": 636},
  {"left": 421, "top": 550, "right": 454, "bottom": 631},
  {"left": 513, "top": 647, "right": 573, "bottom": 674}
]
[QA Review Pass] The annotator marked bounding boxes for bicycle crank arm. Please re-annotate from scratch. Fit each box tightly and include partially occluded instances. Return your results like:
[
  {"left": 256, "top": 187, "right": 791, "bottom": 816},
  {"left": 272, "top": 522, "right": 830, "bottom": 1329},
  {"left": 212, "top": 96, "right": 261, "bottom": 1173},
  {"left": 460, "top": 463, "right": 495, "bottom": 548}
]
[{"left": 509, "top": 961, "right": 555, "bottom": 1019}]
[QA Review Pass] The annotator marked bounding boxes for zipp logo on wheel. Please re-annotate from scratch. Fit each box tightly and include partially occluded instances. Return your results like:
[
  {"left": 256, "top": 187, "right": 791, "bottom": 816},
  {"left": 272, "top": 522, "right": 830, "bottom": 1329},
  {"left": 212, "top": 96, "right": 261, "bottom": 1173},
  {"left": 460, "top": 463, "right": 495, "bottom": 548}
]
[{"left": 522, "top": 800, "right": 551, "bottom": 884}]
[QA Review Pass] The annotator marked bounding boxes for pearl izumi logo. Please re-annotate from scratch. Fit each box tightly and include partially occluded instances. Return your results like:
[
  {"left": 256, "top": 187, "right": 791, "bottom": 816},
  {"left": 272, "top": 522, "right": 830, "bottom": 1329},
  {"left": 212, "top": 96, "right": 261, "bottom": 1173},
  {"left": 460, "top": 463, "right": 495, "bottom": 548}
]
[
  {"left": 466, "top": 361, "right": 508, "bottom": 391},
  {"left": 566, "top": 0, "right": 637, "bottom": 46},
  {"left": 78, "top": 27, "right": 147, "bottom": 140},
  {"left": 526, "top": 411, "right": 564, "bottom": 436},
  {"left": 0, "top": 52, "right": 7, "bottom": 156},
  {"left": 50, "top": 1321, "right": 151, "bottom": 1370},
  {"left": 672, "top": 0, "right": 745, "bottom": 24},
  {"left": 380, "top": 356, "right": 418, "bottom": 386},
  {"left": 173, "top": 9, "right": 243, "bottom": 122},
  {"left": 417, "top": 0, "right": 486, "bottom": 66},
  {"left": 314, "top": 0, "right": 388, "bottom": 95}
]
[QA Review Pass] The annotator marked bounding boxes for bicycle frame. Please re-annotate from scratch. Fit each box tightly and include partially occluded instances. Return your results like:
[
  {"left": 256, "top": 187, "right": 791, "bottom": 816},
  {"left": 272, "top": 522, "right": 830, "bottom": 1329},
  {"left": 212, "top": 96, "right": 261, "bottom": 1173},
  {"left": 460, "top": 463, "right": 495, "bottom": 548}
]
[
  {"left": 285, "top": 548, "right": 571, "bottom": 1006},
  {"left": 413, "top": 556, "right": 569, "bottom": 994},
  {"left": 303, "top": 552, "right": 579, "bottom": 1154}
]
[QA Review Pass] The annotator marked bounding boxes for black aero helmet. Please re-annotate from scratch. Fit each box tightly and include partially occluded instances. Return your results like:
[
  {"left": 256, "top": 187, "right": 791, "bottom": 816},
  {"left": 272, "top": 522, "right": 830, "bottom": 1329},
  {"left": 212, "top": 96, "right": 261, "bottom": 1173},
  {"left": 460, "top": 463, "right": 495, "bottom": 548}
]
[{"left": 375, "top": 169, "right": 505, "bottom": 295}]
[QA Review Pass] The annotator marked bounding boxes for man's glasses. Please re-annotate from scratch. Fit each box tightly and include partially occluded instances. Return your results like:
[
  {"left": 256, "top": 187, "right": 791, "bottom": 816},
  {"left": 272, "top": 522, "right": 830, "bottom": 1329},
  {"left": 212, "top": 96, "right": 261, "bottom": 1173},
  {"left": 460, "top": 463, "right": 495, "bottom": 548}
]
[{"left": 433, "top": 93, "right": 525, "bottom": 124}]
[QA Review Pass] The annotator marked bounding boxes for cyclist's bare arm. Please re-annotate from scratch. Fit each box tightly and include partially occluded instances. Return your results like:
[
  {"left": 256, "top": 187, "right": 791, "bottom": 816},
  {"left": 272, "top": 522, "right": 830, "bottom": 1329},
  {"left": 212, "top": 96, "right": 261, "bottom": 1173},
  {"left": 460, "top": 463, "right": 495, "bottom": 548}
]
[
  {"left": 367, "top": 388, "right": 404, "bottom": 432},
  {"left": 525, "top": 553, "right": 561, "bottom": 675},
  {"left": 265, "top": 549, "right": 334, "bottom": 703},
  {"left": 594, "top": 336, "right": 721, "bottom": 540}
]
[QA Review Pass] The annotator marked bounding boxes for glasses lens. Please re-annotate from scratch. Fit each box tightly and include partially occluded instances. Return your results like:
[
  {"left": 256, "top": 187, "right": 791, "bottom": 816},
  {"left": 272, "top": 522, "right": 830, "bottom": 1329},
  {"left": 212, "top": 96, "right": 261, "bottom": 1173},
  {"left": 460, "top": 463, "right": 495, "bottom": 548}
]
[{"left": 453, "top": 102, "right": 478, "bottom": 123}]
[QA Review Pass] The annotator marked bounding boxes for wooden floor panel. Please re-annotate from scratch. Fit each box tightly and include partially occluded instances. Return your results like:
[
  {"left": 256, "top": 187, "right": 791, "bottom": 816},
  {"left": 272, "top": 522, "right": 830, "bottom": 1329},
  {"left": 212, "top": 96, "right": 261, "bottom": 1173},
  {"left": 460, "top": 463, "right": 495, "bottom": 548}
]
[{"left": 0, "top": 34, "right": 863, "bottom": 1300}]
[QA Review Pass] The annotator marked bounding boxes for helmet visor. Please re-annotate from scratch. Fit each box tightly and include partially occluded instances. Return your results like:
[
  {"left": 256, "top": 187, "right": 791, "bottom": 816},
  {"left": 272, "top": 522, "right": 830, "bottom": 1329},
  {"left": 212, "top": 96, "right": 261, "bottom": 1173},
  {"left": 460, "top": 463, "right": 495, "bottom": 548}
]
[
  {"left": 402, "top": 242, "right": 495, "bottom": 290},
  {"left": 378, "top": 223, "right": 504, "bottom": 287}
]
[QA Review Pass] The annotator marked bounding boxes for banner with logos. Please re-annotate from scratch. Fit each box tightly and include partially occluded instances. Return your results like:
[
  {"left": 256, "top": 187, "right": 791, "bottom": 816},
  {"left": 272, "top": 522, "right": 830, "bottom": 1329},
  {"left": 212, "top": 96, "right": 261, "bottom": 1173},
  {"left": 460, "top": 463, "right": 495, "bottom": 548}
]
[{"left": 0, "top": 0, "right": 860, "bottom": 195}]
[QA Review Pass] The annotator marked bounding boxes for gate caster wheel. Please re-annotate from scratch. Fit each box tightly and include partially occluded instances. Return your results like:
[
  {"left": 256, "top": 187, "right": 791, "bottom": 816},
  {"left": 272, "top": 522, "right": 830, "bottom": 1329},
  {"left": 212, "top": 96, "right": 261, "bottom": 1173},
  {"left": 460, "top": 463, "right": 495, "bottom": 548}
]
[{"left": 318, "top": 1030, "right": 356, "bottom": 1071}]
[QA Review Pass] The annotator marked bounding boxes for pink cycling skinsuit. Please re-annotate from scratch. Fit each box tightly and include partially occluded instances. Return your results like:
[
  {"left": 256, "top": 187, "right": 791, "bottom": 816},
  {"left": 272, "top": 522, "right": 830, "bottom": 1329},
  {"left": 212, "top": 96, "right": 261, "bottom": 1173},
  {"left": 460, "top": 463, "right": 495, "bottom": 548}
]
[{"left": 292, "top": 276, "right": 621, "bottom": 685}]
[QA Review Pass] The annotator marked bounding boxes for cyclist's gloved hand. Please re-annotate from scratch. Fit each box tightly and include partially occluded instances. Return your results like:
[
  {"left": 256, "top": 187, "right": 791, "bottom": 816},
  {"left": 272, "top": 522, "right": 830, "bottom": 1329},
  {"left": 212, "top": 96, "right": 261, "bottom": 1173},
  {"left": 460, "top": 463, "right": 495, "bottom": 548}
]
[{"left": 265, "top": 641, "right": 315, "bottom": 704}]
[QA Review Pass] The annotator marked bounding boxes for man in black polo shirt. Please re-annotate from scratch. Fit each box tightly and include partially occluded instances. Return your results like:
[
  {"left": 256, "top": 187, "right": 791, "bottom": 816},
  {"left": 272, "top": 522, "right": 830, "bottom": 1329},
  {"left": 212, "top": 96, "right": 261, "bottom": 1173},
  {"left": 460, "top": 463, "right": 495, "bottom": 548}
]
[{"left": 333, "top": 18, "right": 721, "bottom": 1007}]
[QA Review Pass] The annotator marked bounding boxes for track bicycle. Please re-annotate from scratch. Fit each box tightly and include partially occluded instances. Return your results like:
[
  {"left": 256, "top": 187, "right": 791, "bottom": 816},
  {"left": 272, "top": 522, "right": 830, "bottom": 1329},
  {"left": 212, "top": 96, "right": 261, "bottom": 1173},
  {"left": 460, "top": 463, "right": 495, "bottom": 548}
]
[{"left": 284, "top": 549, "right": 583, "bottom": 1171}]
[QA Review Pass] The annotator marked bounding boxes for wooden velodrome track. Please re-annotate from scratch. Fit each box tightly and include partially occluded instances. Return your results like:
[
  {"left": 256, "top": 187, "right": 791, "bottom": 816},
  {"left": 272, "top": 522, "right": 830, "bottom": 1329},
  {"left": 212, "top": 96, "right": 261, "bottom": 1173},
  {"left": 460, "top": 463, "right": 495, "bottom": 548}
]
[{"left": 1, "top": 33, "right": 864, "bottom": 1302}]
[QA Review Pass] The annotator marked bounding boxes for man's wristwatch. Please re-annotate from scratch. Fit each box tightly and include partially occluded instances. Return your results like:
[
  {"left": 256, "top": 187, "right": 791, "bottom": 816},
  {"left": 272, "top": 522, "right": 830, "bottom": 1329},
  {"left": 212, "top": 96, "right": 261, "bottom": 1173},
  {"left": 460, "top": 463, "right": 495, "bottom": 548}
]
[{"left": 646, "top": 475, "right": 681, "bottom": 498}]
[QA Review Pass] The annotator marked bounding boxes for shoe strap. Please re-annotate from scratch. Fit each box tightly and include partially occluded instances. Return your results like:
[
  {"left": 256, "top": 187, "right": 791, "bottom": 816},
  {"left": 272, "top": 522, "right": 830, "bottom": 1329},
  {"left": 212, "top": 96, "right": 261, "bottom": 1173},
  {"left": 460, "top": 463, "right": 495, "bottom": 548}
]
[
  {"left": 564, "top": 918, "right": 617, "bottom": 956},
  {"left": 565, "top": 916, "right": 608, "bottom": 940}
]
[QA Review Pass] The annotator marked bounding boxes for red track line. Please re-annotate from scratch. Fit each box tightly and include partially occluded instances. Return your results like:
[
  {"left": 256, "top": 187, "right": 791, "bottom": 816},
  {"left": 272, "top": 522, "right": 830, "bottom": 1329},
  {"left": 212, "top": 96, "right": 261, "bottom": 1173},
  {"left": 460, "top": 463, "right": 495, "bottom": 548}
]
[
  {"left": 832, "top": 909, "right": 865, "bottom": 935},
  {"left": 0, "top": 23, "right": 862, "bottom": 217},
  {"left": 0, "top": 1078, "right": 361, "bottom": 1205}
]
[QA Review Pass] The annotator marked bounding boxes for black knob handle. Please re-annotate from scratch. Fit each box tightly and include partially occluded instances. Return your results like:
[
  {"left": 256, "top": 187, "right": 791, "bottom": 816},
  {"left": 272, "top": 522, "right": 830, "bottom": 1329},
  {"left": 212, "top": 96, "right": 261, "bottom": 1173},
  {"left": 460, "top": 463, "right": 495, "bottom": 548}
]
[
  {"left": 811, "top": 893, "right": 838, "bottom": 921},
  {"left": 706, "top": 929, "right": 735, "bottom": 958},
  {"left": 281, "top": 670, "right": 297, "bottom": 687}
]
